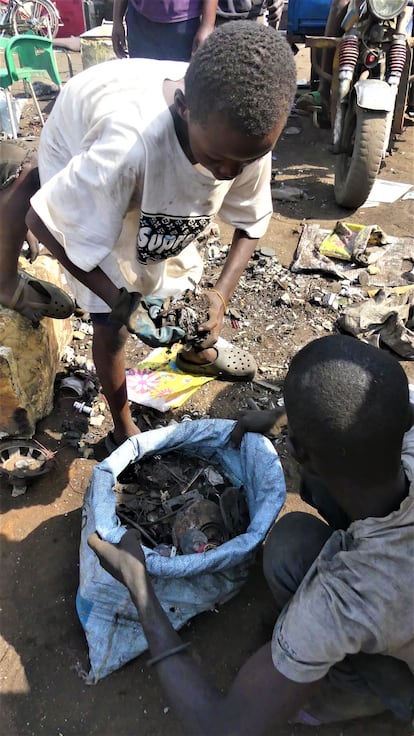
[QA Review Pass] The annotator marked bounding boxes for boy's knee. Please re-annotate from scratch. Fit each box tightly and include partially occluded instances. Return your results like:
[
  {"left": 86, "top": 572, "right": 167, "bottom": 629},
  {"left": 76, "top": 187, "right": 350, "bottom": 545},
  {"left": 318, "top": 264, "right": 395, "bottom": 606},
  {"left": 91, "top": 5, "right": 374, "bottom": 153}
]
[
  {"left": 264, "top": 512, "right": 314, "bottom": 573},
  {"left": 263, "top": 512, "right": 333, "bottom": 608}
]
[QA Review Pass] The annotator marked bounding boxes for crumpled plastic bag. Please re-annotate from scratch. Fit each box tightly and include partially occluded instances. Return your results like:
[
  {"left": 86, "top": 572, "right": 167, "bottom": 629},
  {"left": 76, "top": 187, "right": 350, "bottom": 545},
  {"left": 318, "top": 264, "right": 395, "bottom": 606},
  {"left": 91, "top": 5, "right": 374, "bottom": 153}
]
[
  {"left": 338, "top": 289, "right": 414, "bottom": 359},
  {"left": 319, "top": 222, "right": 387, "bottom": 262},
  {"left": 77, "top": 418, "right": 286, "bottom": 682},
  {"left": 292, "top": 223, "right": 413, "bottom": 287}
]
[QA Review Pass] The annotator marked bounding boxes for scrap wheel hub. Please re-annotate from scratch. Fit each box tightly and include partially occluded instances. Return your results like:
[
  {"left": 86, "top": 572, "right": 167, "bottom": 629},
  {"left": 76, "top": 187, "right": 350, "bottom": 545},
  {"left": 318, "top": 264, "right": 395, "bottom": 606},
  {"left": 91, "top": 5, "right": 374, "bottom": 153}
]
[{"left": 0, "top": 440, "right": 52, "bottom": 497}]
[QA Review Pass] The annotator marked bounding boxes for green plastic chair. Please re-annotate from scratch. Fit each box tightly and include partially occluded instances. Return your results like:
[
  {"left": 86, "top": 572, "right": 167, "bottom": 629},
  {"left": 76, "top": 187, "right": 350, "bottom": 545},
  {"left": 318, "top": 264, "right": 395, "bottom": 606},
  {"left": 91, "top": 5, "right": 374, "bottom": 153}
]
[
  {"left": 0, "top": 40, "right": 19, "bottom": 138},
  {"left": 4, "top": 34, "right": 62, "bottom": 127},
  {"left": 0, "top": 68, "right": 19, "bottom": 138}
]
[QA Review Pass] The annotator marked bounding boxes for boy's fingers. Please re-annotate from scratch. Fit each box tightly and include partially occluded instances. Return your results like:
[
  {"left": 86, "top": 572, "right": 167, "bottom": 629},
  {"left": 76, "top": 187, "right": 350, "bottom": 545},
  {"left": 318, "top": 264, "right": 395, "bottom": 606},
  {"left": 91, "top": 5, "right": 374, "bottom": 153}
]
[
  {"left": 87, "top": 532, "right": 106, "bottom": 555},
  {"left": 230, "top": 422, "right": 245, "bottom": 448}
]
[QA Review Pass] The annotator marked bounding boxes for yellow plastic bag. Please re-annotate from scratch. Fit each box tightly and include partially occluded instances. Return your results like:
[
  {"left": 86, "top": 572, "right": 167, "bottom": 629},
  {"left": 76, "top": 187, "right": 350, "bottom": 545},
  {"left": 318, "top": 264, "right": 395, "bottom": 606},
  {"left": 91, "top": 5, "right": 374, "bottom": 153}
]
[
  {"left": 125, "top": 345, "right": 214, "bottom": 412},
  {"left": 319, "top": 222, "right": 386, "bottom": 261}
]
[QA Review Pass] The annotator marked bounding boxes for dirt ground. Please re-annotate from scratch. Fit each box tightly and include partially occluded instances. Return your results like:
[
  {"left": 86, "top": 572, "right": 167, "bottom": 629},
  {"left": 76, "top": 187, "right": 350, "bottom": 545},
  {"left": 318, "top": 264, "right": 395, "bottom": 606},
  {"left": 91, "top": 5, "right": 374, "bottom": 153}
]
[{"left": 1, "top": 47, "right": 413, "bottom": 736}]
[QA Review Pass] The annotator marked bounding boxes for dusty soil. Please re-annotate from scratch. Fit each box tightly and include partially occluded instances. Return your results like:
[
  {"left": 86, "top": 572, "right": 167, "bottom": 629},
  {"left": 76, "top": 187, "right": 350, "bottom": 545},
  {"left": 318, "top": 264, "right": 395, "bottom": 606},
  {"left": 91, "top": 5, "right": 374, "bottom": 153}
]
[{"left": 1, "top": 48, "right": 413, "bottom": 736}]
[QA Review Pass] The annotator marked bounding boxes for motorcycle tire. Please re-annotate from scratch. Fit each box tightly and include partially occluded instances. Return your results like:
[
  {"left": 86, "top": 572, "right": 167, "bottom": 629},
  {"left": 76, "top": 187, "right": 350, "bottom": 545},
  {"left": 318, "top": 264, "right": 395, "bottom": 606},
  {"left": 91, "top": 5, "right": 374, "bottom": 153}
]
[
  {"left": 334, "top": 103, "right": 388, "bottom": 209},
  {"left": 11, "top": 0, "right": 60, "bottom": 38}
]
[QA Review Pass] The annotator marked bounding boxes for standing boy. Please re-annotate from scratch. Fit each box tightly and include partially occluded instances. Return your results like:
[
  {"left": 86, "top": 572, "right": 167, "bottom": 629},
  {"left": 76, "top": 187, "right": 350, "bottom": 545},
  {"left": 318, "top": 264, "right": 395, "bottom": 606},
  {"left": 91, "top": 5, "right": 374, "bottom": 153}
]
[{"left": 0, "top": 22, "right": 297, "bottom": 448}]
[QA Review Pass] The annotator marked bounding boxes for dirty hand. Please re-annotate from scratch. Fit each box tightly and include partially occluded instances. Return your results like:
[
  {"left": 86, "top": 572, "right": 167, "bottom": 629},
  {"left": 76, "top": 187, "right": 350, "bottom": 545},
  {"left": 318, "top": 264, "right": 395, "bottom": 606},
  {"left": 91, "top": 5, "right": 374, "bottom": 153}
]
[
  {"left": 110, "top": 289, "right": 185, "bottom": 348},
  {"left": 195, "top": 289, "right": 226, "bottom": 350},
  {"left": 88, "top": 530, "right": 146, "bottom": 588},
  {"left": 230, "top": 409, "right": 285, "bottom": 448},
  {"left": 112, "top": 19, "right": 128, "bottom": 58},
  {"left": 191, "top": 22, "right": 214, "bottom": 55},
  {"left": 266, "top": 0, "right": 284, "bottom": 28}
]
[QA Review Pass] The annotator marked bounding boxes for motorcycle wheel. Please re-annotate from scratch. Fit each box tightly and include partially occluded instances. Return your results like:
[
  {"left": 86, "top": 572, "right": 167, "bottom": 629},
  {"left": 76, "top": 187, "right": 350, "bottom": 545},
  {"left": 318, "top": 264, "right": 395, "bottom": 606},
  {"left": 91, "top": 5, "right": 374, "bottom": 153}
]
[
  {"left": 334, "top": 102, "right": 388, "bottom": 209},
  {"left": 11, "top": 0, "right": 60, "bottom": 38}
]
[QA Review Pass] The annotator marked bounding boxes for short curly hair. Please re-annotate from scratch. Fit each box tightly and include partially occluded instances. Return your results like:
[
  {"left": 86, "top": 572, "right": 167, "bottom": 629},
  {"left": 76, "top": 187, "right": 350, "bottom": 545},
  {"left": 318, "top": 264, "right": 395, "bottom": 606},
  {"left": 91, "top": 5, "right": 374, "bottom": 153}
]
[
  {"left": 184, "top": 21, "right": 296, "bottom": 136},
  {"left": 284, "top": 335, "right": 410, "bottom": 481}
]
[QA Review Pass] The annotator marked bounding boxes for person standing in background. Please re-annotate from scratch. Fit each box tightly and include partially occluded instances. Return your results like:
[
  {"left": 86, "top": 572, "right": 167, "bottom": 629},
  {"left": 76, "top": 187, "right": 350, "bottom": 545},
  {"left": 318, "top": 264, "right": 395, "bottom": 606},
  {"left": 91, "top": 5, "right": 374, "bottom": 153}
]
[
  {"left": 112, "top": 0, "right": 218, "bottom": 60},
  {"left": 216, "top": 0, "right": 284, "bottom": 29}
]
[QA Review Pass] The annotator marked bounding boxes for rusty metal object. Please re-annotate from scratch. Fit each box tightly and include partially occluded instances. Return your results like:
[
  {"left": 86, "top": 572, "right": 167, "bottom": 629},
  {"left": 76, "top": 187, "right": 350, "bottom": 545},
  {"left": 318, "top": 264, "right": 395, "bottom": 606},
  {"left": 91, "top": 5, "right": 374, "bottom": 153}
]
[
  {"left": 116, "top": 451, "right": 250, "bottom": 553},
  {"left": 0, "top": 439, "right": 54, "bottom": 496},
  {"left": 172, "top": 499, "right": 229, "bottom": 551}
]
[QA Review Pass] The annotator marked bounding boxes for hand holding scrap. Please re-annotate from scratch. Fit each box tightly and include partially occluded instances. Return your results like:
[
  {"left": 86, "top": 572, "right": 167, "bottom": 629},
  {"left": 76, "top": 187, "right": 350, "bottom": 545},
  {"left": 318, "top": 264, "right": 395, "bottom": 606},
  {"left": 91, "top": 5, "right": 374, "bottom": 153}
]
[
  {"left": 110, "top": 289, "right": 185, "bottom": 348},
  {"left": 156, "top": 290, "right": 214, "bottom": 349}
]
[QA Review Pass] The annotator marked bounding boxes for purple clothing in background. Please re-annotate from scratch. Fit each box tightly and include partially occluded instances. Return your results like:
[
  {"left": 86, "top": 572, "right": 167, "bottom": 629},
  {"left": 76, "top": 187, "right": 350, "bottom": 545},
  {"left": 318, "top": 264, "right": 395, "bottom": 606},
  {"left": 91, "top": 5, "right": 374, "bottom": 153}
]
[{"left": 129, "top": 0, "right": 204, "bottom": 23}]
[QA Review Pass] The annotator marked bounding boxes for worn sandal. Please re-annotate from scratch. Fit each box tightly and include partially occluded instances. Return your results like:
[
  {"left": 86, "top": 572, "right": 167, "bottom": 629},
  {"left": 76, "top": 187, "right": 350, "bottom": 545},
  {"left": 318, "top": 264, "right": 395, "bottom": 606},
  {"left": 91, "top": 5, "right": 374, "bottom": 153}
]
[
  {"left": 8, "top": 270, "right": 75, "bottom": 322},
  {"left": 175, "top": 346, "right": 257, "bottom": 382}
]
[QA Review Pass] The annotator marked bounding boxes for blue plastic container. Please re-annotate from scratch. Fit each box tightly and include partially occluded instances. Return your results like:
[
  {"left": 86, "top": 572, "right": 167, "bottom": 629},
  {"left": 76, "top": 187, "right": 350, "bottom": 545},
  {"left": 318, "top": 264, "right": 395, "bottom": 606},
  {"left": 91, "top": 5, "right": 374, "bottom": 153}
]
[{"left": 287, "top": 0, "right": 331, "bottom": 36}]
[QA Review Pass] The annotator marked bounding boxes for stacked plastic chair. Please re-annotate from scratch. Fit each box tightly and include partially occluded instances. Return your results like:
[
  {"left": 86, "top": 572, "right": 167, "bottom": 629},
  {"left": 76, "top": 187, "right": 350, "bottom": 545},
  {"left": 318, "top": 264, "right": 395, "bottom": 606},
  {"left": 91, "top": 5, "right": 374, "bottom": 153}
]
[
  {"left": 0, "top": 38, "right": 18, "bottom": 137},
  {"left": 1, "top": 33, "right": 62, "bottom": 137}
]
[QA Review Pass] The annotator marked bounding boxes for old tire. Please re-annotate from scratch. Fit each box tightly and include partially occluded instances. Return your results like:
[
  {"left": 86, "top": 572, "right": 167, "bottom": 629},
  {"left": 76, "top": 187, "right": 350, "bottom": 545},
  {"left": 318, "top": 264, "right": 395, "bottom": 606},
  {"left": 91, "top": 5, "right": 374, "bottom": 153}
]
[{"left": 334, "top": 104, "right": 387, "bottom": 209}]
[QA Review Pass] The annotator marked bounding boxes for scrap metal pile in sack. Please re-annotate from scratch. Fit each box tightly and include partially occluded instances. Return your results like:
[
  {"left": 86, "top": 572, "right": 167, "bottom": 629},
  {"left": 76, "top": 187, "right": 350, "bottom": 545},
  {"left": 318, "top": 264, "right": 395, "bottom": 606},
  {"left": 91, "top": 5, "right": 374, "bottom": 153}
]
[
  {"left": 77, "top": 419, "right": 286, "bottom": 682},
  {"left": 114, "top": 451, "right": 250, "bottom": 556}
]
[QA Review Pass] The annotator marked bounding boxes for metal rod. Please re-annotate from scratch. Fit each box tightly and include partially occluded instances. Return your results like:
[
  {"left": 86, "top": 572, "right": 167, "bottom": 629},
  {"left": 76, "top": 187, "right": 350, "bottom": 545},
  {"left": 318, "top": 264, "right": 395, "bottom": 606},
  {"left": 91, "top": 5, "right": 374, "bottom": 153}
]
[
  {"left": 117, "top": 510, "right": 158, "bottom": 547},
  {"left": 180, "top": 468, "right": 204, "bottom": 495}
]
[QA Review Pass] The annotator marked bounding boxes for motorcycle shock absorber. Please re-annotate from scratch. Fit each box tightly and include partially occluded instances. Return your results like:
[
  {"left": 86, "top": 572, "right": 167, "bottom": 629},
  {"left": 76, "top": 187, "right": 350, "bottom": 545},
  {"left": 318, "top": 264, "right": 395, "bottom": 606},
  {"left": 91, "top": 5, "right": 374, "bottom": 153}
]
[
  {"left": 338, "top": 34, "right": 360, "bottom": 88},
  {"left": 333, "top": 33, "right": 360, "bottom": 148},
  {"left": 387, "top": 33, "right": 406, "bottom": 86}
]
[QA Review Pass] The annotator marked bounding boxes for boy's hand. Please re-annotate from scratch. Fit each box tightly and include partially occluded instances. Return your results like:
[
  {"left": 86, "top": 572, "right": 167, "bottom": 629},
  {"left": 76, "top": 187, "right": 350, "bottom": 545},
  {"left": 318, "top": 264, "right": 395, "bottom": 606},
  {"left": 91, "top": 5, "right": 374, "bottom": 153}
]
[
  {"left": 110, "top": 289, "right": 185, "bottom": 347},
  {"left": 196, "top": 289, "right": 226, "bottom": 349},
  {"left": 112, "top": 19, "right": 128, "bottom": 58},
  {"left": 266, "top": 0, "right": 284, "bottom": 29},
  {"left": 231, "top": 408, "right": 286, "bottom": 448},
  {"left": 191, "top": 21, "right": 214, "bottom": 55},
  {"left": 88, "top": 530, "right": 146, "bottom": 589}
]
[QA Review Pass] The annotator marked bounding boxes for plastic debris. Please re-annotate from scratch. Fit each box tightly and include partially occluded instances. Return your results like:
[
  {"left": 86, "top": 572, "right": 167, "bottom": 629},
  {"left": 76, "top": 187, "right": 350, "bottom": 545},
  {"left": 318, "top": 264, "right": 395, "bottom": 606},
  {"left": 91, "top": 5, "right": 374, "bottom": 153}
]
[
  {"left": 73, "top": 401, "right": 93, "bottom": 416},
  {"left": 271, "top": 185, "right": 306, "bottom": 202}
]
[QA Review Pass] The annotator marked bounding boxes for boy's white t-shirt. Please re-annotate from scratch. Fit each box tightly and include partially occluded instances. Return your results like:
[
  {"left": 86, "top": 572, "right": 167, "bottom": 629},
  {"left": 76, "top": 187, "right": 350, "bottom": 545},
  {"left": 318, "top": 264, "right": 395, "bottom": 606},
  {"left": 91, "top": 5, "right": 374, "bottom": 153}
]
[{"left": 31, "top": 58, "right": 273, "bottom": 312}]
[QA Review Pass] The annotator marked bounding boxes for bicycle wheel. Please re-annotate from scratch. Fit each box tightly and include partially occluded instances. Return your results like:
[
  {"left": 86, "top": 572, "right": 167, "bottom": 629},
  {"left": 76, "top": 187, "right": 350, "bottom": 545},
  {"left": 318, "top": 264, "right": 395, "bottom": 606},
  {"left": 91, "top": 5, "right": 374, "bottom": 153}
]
[{"left": 11, "top": 0, "right": 60, "bottom": 37}]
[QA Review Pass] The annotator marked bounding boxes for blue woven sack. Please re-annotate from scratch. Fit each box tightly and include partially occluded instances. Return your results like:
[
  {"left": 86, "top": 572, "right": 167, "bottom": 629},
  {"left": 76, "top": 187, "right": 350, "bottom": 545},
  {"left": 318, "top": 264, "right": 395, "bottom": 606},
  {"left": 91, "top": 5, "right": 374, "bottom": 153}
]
[{"left": 77, "top": 418, "right": 286, "bottom": 682}]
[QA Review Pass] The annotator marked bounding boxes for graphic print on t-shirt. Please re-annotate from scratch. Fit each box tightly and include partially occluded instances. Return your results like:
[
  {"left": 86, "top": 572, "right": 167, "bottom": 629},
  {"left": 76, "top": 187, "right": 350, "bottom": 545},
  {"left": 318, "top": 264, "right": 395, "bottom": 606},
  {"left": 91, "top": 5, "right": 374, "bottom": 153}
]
[{"left": 137, "top": 212, "right": 213, "bottom": 264}]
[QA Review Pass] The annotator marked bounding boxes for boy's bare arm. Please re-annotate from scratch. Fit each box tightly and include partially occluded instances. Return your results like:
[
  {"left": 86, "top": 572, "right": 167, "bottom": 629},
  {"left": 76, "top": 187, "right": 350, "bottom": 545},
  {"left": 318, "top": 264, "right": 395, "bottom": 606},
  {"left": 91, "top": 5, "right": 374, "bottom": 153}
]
[
  {"left": 26, "top": 207, "right": 121, "bottom": 309},
  {"left": 198, "top": 228, "right": 258, "bottom": 346},
  {"left": 88, "top": 530, "right": 318, "bottom": 736},
  {"left": 215, "top": 228, "right": 258, "bottom": 304}
]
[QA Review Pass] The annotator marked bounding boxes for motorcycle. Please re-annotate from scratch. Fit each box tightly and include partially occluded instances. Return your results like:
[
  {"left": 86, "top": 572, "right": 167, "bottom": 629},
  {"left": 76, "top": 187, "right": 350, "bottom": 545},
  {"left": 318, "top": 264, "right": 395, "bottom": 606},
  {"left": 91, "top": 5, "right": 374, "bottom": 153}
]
[
  {"left": 288, "top": 0, "right": 413, "bottom": 208},
  {"left": 331, "top": 0, "right": 413, "bottom": 207}
]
